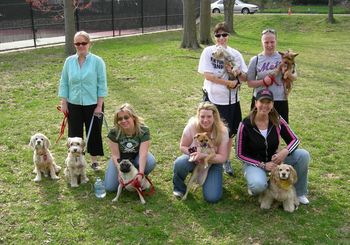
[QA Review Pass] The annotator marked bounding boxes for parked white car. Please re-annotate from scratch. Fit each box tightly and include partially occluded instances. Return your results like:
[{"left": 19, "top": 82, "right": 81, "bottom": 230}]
[{"left": 211, "top": 0, "right": 259, "bottom": 14}]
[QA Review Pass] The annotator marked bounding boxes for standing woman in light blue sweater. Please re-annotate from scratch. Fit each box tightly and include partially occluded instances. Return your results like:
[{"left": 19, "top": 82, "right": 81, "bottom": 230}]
[{"left": 58, "top": 31, "right": 108, "bottom": 170}]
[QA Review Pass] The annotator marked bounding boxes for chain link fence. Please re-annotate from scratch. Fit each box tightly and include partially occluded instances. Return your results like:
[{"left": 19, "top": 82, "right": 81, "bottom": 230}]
[{"left": 0, "top": 0, "right": 199, "bottom": 51}]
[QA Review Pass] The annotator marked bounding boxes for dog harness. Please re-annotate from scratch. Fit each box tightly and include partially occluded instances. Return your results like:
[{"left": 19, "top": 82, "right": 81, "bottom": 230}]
[{"left": 118, "top": 173, "right": 155, "bottom": 197}]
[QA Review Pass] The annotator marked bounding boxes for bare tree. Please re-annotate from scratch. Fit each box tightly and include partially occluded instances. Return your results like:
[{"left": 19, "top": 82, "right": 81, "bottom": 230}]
[
  {"left": 181, "top": 0, "right": 200, "bottom": 49},
  {"left": 26, "top": 0, "right": 92, "bottom": 55},
  {"left": 223, "top": 0, "right": 235, "bottom": 34},
  {"left": 199, "top": 0, "right": 213, "bottom": 45},
  {"left": 328, "top": 0, "right": 335, "bottom": 23},
  {"left": 64, "top": 0, "right": 75, "bottom": 55}
]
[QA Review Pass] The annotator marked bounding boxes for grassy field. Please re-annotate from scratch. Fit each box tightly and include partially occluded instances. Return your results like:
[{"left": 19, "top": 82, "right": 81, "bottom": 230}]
[
  {"left": 1, "top": 14, "right": 349, "bottom": 244},
  {"left": 261, "top": 5, "right": 350, "bottom": 14}
]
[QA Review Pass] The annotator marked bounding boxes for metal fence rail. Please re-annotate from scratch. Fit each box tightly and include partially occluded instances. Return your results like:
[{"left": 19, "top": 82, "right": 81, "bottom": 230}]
[{"left": 0, "top": 0, "right": 199, "bottom": 51}]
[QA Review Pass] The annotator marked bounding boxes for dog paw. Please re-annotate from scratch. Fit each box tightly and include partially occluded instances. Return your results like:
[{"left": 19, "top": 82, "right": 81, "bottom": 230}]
[
  {"left": 33, "top": 178, "right": 41, "bottom": 182},
  {"left": 51, "top": 175, "right": 60, "bottom": 180},
  {"left": 81, "top": 178, "right": 89, "bottom": 184},
  {"left": 111, "top": 198, "right": 118, "bottom": 202},
  {"left": 70, "top": 183, "right": 79, "bottom": 188}
]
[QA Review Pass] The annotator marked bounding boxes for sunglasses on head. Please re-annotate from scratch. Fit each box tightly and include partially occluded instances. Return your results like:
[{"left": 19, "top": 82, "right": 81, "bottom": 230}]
[
  {"left": 261, "top": 29, "right": 276, "bottom": 35},
  {"left": 117, "top": 115, "right": 130, "bottom": 122},
  {"left": 74, "top": 42, "right": 88, "bottom": 46},
  {"left": 214, "top": 33, "right": 229, "bottom": 38}
]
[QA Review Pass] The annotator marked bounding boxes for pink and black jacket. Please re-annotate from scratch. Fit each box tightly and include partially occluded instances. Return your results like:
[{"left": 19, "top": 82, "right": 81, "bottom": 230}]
[{"left": 236, "top": 116, "right": 299, "bottom": 167}]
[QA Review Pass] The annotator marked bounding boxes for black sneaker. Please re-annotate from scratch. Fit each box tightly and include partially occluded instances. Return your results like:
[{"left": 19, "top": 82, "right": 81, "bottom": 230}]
[
  {"left": 223, "top": 160, "right": 234, "bottom": 176},
  {"left": 91, "top": 162, "right": 100, "bottom": 171}
]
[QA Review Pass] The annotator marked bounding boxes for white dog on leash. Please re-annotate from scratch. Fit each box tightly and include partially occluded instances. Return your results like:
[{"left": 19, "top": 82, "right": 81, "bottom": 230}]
[
  {"left": 64, "top": 137, "right": 89, "bottom": 187},
  {"left": 29, "top": 133, "right": 61, "bottom": 182}
]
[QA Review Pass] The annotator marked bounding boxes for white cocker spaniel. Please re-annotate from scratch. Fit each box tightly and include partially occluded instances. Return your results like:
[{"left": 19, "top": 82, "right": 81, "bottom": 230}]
[{"left": 29, "top": 133, "right": 61, "bottom": 182}]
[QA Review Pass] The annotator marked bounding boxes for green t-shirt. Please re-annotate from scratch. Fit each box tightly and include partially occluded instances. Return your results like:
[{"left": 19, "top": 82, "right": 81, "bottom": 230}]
[{"left": 107, "top": 125, "right": 150, "bottom": 160}]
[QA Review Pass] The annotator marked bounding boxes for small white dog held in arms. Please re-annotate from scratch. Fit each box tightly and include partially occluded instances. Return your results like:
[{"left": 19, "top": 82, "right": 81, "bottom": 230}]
[
  {"left": 29, "top": 133, "right": 61, "bottom": 182},
  {"left": 259, "top": 163, "right": 299, "bottom": 213},
  {"left": 112, "top": 159, "right": 151, "bottom": 204},
  {"left": 64, "top": 137, "right": 89, "bottom": 187}
]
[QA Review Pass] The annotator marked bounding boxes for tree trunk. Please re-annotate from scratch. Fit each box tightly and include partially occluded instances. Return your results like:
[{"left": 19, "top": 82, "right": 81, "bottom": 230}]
[
  {"left": 328, "top": 0, "right": 335, "bottom": 24},
  {"left": 64, "top": 0, "right": 76, "bottom": 55},
  {"left": 181, "top": 0, "right": 200, "bottom": 49},
  {"left": 223, "top": 0, "right": 234, "bottom": 34},
  {"left": 199, "top": 0, "right": 213, "bottom": 45}
]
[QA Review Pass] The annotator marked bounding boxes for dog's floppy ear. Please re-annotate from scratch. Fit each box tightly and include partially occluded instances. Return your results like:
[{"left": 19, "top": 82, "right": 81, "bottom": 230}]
[
  {"left": 80, "top": 138, "right": 86, "bottom": 149},
  {"left": 289, "top": 165, "right": 298, "bottom": 184},
  {"left": 271, "top": 166, "right": 280, "bottom": 184},
  {"left": 194, "top": 133, "right": 200, "bottom": 139},
  {"left": 43, "top": 134, "right": 51, "bottom": 149},
  {"left": 29, "top": 135, "right": 36, "bottom": 149},
  {"left": 291, "top": 52, "right": 299, "bottom": 58},
  {"left": 66, "top": 137, "right": 72, "bottom": 148},
  {"left": 278, "top": 51, "right": 286, "bottom": 57}
]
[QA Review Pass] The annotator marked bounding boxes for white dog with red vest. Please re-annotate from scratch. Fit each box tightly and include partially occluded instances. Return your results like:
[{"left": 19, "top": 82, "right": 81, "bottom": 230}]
[{"left": 29, "top": 133, "right": 61, "bottom": 182}]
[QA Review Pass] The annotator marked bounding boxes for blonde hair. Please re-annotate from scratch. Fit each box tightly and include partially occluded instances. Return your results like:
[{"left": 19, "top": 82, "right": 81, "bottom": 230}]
[
  {"left": 74, "top": 31, "right": 91, "bottom": 43},
  {"left": 113, "top": 103, "right": 145, "bottom": 137},
  {"left": 194, "top": 102, "right": 227, "bottom": 146}
]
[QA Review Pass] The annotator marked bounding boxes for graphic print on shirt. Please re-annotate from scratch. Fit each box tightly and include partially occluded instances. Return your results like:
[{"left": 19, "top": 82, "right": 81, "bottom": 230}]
[
  {"left": 257, "top": 60, "right": 280, "bottom": 73},
  {"left": 211, "top": 56, "right": 225, "bottom": 70},
  {"left": 120, "top": 138, "right": 139, "bottom": 153}
]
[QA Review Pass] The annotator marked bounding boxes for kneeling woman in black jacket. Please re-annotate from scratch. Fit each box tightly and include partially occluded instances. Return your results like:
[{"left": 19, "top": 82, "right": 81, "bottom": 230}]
[{"left": 236, "top": 89, "right": 310, "bottom": 204}]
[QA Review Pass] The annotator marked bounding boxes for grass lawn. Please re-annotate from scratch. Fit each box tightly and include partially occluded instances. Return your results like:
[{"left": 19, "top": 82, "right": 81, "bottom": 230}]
[
  {"left": 261, "top": 5, "right": 350, "bottom": 14},
  {"left": 0, "top": 14, "right": 349, "bottom": 244}
]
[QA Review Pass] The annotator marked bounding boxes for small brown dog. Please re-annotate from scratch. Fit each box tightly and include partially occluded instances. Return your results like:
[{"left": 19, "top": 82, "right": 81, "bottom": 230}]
[
  {"left": 276, "top": 50, "right": 298, "bottom": 97},
  {"left": 259, "top": 163, "right": 299, "bottom": 212},
  {"left": 112, "top": 159, "right": 151, "bottom": 204},
  {"left": 29, "top": 133, "right": 61, "bottom": 182},
  {"left": 183, "top": 132, "right": 216, "bottom": 200}
]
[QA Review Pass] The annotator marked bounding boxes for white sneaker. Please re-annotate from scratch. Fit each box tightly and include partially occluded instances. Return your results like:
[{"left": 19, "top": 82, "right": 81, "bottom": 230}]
[
  {"left": 298, "top": 195, "right": 310, "bottom": 205},
  {"left": 173, "top": 191, "right": 184, "bottom": 199}
]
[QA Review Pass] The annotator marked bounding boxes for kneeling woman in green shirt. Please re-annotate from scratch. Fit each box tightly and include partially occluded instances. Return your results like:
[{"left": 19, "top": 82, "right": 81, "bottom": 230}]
[{"left": 104, "top": 103, "right": 156, "bottom": 192}]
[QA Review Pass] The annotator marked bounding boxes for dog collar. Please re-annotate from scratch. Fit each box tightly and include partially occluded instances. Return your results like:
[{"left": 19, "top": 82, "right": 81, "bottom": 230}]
[{"left": 278, "top": 179, "right": 292, "bottom": 190}]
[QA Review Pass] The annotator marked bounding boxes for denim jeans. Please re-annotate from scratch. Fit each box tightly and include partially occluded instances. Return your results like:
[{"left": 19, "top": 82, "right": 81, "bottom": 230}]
[
  {"left": 104, "top": 152, "right": 156, "bottom": 192},
  {"left": 173, "top": 154, "right": 223, "bottom": 203},
  {"left": 243, "top": 148, "right": 310, "bottom": 196}
]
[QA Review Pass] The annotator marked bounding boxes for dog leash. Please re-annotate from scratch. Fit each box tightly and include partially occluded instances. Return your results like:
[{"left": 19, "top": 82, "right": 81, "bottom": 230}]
[
  {"left": 86, "top": 112, "right": 109, "bottom": 147},
  {"left": 118, "top": 174, "right": 155, "bottom": 197},
  {"left": 56, "top": 105, "right": 69, "bottom": 144}
]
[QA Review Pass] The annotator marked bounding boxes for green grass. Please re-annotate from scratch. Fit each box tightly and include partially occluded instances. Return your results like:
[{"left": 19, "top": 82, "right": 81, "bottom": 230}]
[
  {"left": 261, "top": 5, "right": 350, "bottom": 14},
  {"left": 1, "top": 14, "right": 350, "bottom": 244}
]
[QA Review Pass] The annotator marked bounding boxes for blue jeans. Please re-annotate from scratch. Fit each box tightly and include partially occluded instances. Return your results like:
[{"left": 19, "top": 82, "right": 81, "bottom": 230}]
[
  {"left": 104, "top": 152, "right": 156, "bottom": 192},
  {"left": 243, "top": 148, "right": 310, "bottom": 196},
  {"left": 173, "top": 154, "right": 223, "bottom": 203}
]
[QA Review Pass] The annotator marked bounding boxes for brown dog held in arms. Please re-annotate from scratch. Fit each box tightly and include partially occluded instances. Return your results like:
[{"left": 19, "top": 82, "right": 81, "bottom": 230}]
[
  {"left": 183, "top": 132, "right": 216, "bottom": 200},
  {"left": 29, "top": 133, "right": 61, "bottom": 182},
  {"left": 112, "top": 159, "right": 151, "bottom": 204},
  {"left": 259, "top": 163, "right": 299, "bottom": 212},
  {"left": 275, "top": 50, "right": 298, "bottom": 97}
]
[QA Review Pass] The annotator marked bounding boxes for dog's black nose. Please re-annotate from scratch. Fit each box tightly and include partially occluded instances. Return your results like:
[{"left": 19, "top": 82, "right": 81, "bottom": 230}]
[{"left": 73, "top": 149, "right": 77, "bottom": 152}]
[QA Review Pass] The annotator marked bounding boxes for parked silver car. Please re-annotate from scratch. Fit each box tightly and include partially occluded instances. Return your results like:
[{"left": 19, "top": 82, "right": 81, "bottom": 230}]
[{"left": 211, "top": 0, "right": 259, "bottom": 14}]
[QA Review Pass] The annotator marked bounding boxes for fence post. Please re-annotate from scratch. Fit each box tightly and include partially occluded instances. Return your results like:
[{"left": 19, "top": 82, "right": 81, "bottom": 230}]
[
  {"left": 165, "top": 0, "right": 168, "bottom": 30},
  {"left": 75, "top": 8, "right": 80, "bottom": 31},
  {"left": 29, "top": 2, "right": 37, "bottom": 48},
  {"left": 141, "top": 0, "right": 144, "bottom": 33},
  {"left": 111, "top": 0, "right": 115, "bottom": 36}
]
